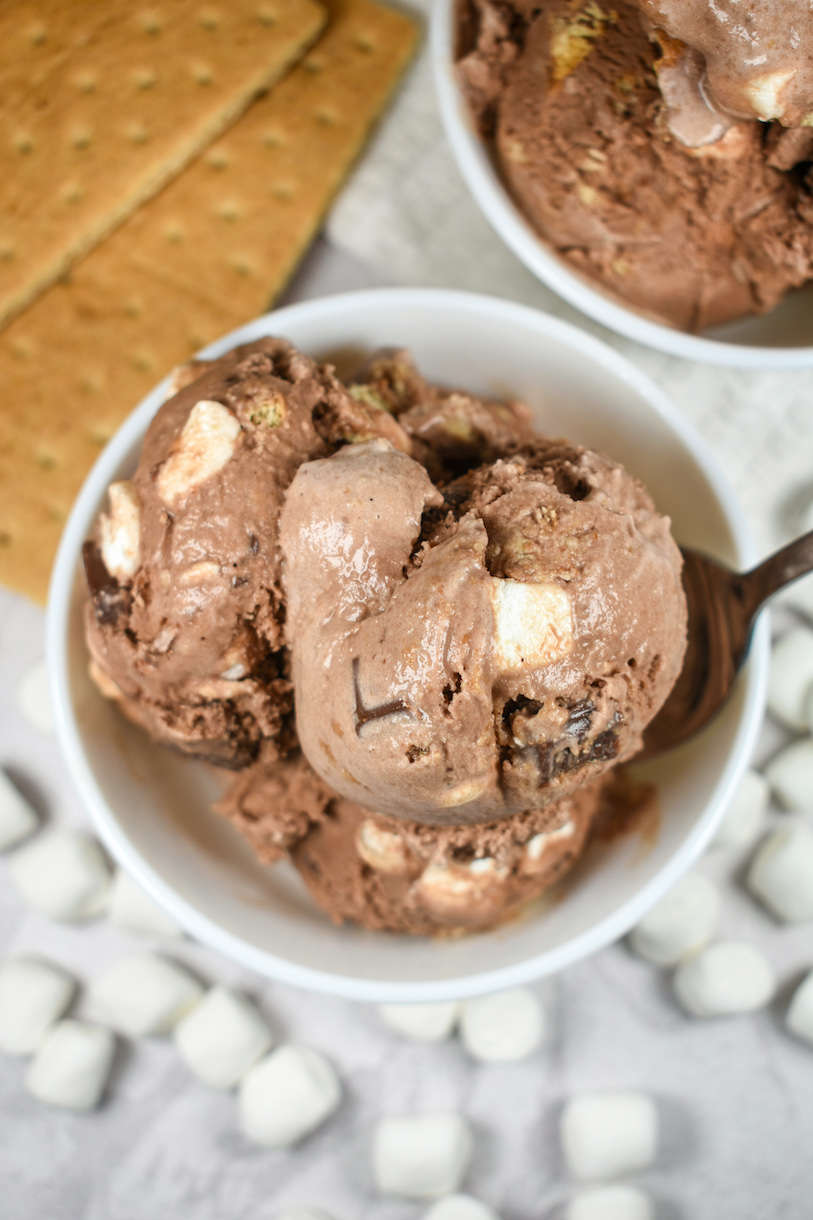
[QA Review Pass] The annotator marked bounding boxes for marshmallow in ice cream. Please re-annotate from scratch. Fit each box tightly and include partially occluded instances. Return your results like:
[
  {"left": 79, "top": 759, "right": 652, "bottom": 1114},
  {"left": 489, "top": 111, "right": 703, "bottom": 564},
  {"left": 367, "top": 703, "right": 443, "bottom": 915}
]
[
  {"left": 279, "top": 437, "right": 686, "bottom": 825},
  {"left": 637, "top": 0, "right": 813, "bottom": 133}
]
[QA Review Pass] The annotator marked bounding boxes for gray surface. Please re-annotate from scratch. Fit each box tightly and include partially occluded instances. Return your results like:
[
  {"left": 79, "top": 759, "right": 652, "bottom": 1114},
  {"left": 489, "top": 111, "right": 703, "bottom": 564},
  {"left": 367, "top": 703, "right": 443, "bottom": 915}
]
[{"left": 4, "top": 31, "right": 813, "bottom": 1212}]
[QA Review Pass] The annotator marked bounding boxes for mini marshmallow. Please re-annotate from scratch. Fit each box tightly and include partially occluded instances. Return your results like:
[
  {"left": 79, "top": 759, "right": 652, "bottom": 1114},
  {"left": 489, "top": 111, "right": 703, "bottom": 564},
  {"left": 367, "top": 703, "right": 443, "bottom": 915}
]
[
  {"left": 763, "top": 740, "right": 813, "bottom": 813},
  {"left": 673, "top": 940, "right": 774, "bottom": 1017},
  {"left": 374, "top": 1113, "right": 473, "bottom": 1198},
  {"left": 459, "top": 988, "right": 544, "bottom": 1063},
  {"left": 239, "top": 1044, "right": 341, "bottom": 1148},
  {"left": 26, "top": 1019, "right": 115, "bottom": 1111},
  {"left": 0, "top": 769, "right": 39, "bottom": 851},
  {"left": 711, "top": 769, "right": 769, "bottom": 849},
  {"left": 11, "top": 829, "right": 112, "bottom": 921},
  {"left": 567, "top": 1185, "right": 654, "bottom": 1220},
  {"left": 175, "top": 986, "right": 272, "bottom": 1089},
  {"left": 379, "top": 1002, "right": 461, "bottom": 1041},
  {"left": 157, "top": 399, "right": 241, "bottom": 504},
  {"left": 88, "top": 952, "right": 203, "bottom": 1037},
  {"left": 0, "top": 957, "right": 77, "bottom": 1055},
  {"left": 18, "top": 659, "right": 54, "bottom": 733},
  {"left": 628, "top": 873, "right": 719, "bottom": 966},
  {"left": 747, "top": 825, "right": 813, "bottom": 923},
  {"left": 560, "top": 1093, "right": 658, "bottom": 1181},
  {"left": 109, "top": 870, "right": 183, "bottom": 938},
  {"left": 767, "top": 626, "right": 813, "bottom": 731},
  {"left": 786, "top": 969, "right": 813, "bottom": 1045},
  {"left": 423, "top": 1194, "right": 501, "bottom": 1220}
]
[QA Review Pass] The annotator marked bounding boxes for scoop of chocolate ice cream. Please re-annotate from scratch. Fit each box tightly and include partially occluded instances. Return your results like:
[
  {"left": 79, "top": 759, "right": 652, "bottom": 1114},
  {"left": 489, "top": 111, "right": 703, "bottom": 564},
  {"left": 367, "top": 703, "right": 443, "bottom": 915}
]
[
  {"left": 218, "top": 746, "right": 613, "bottom": 935},
  {"left": 280, "top": 437, "right": 686, "bottom": 826},
  {"left": 84, "top": 338, "right": 348, "bottom": 767}
]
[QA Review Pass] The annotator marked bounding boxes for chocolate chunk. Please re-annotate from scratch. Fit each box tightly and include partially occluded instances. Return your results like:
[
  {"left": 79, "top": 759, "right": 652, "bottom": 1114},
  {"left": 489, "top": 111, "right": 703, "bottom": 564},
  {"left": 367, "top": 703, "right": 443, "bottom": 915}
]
[{"left": 83, "top": 540, "right": 132, "bottom": 627}]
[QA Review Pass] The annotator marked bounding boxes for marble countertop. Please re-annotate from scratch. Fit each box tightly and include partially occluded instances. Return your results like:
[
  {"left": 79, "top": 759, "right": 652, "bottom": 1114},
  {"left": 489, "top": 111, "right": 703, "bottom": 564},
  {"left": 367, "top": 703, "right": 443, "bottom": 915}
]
[{"left": 3, "top": 6, "right": 813, "bottom": 1211}]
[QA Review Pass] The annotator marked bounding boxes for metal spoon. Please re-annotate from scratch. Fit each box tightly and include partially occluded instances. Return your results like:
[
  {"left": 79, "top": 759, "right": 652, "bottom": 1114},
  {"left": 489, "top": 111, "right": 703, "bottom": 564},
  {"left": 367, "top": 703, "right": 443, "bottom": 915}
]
[{"left": 641, "top": 530, "right": 813, "bottom": 758}]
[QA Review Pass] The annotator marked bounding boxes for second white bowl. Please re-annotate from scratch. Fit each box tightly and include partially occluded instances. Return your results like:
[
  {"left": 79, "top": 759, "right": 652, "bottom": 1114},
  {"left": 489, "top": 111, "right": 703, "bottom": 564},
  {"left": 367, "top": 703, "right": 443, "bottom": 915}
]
[{"left": 431, "top": 0, "right": 813, "bottom": 368}]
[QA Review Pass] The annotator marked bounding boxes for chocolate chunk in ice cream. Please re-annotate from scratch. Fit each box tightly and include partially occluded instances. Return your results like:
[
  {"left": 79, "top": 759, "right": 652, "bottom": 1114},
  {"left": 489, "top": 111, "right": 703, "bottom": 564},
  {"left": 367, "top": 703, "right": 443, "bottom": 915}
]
[{"left": 280, "top": 437, "right": 686, "bottom": 825}]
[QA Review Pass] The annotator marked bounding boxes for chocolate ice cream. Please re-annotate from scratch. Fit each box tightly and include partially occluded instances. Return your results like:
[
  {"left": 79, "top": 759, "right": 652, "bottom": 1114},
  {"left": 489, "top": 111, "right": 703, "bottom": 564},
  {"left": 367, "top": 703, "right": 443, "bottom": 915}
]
[
  {"left": 636, "top": 1, "right": 813, "bottom": 130},
  {"left": 84, "top": 342, "right": 535, "bottom": 767},
  {"left": 85, "top": 338, "right": 686, "bottom": 935},
  {"left": 219, "top": 745, "right": 614, "bottom": 934},
  {"left": 280, "top": 436, "right": 686, "bottom": 825},
  {"left": 456, "top": 0, "right": 813, "bottom": 331}
]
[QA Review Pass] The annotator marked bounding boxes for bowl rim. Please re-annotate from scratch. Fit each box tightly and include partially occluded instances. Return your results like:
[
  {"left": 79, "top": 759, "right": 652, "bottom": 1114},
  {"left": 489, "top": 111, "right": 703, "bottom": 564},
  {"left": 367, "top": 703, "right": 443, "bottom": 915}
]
[
  {"left": 430, "top": 0, "right": 813, "bottom": 370},
  {"left": 46, "top": 287, "right": 769, "bottom": 1001}
]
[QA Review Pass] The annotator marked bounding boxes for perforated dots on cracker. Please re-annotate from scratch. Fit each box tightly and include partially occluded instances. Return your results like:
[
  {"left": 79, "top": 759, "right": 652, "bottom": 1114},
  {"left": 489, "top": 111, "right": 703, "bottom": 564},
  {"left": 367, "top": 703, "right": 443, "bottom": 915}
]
[{"left": 0, "top": 0, "right": 327, "bottom": 327}]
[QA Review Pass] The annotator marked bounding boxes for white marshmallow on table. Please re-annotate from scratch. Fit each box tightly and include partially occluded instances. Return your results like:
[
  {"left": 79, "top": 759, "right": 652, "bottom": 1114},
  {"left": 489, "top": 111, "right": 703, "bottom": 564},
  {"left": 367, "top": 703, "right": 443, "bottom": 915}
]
[
  {"left": 763, "top": 739, "right": 813, "bottom": 813},
  {"left": 560, "top": 1093, "right": 658, "bottom": 1181},
  {"left": 459, "top": 988, "right": 544, "bottom": 1063},
  {"left": 26, "top": 1019, "right": 115, "bottom": 1111},
  {"left": 239, "top": 1044, "right": 341, "bottom": 1148},
  {"left": 711, "top": 769, "right": 769, "bottom": 849},
  {"left": 747, "top": 824, "right": 813, "bottom": 923},
  {"left": 0, "top": 957, "right": 77, "bottom": 1055},
  {"left": 673, "top": 940, "right": 774, "bottom": 1017},
  {"left": 379, "top": 1001, "right": 461, "bottom": 1041},
  {"left": 109, "top": 870, "right": 183, "bottom": 938},
  {"left": 423, "top": 1194, "right": 501, "bottom": 1220},
  {"left": 374, "top": 1113, "right": 473, "bottom": 1198},
  {"left": 18, "top": 659, "right": 55, "bottom": 734},
  {"left": 0, "top": 768, "right": 39, "bottom": 851},
  {"left": 88, "top": 952, "right": 203, "bottom": 1037},
  {"left": 786, "top": 969, "right": 813, "bottom": 1045},
  {"left": 766, "top": 625, "right": 813, "bottom": 732},
  {"left": 175, "top": 985, "right": 272, "bottom": 1089},
  {"left": 11, "top": 829, "right": 112, "bottom": 921},
  {"left": 628, "top": 872, "right": 719, "bottom": 967},
  {"left": 566, "top": 1185, "right": 654, "bottom": 1220}
]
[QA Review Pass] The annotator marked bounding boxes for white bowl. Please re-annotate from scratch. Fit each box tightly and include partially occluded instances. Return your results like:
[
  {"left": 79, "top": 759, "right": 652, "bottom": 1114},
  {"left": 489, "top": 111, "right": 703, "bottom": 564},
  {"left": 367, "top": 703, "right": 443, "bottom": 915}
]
[
  {"left": 431, "top": 0, "right": 813, "bottom": 369},
  {"left": 47, "top": 289, "right": 768, "bottom": 1001}
]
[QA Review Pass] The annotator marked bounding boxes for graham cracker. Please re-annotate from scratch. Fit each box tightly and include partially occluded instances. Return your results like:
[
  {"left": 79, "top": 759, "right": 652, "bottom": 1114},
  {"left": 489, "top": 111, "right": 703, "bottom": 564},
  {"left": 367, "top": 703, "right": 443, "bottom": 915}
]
[
  {"left": 0, "top": 0, "right": 327, "bottom": 328},
  {"left": 0, "top": 0, "right": 419, "bottom": 604}
]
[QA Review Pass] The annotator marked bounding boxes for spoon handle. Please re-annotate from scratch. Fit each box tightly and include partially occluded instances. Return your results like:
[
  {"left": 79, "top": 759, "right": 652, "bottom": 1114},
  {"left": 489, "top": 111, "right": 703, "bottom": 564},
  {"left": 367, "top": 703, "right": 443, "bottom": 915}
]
[{"left": 741, "top": 529, "right": 813, "bottom": 621}]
